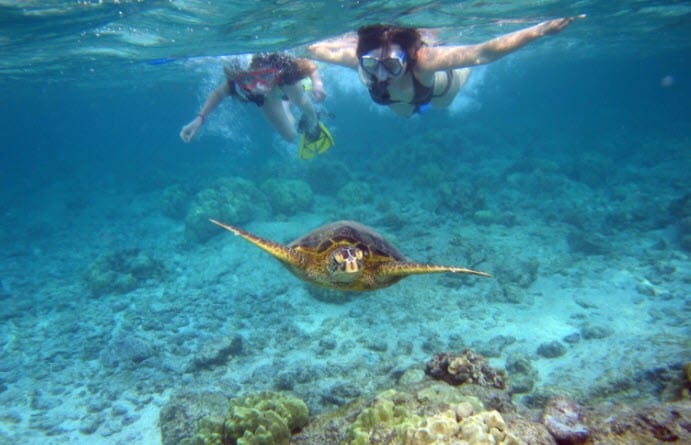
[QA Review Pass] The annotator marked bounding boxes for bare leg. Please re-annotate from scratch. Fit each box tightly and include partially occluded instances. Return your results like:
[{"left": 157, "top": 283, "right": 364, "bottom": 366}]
[{"left": 260, "top": 97, "right": 296, "bottom": 142}]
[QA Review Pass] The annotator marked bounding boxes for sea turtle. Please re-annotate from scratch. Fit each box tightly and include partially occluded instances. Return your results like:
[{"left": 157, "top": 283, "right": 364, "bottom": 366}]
[{"left": 210, "top": 219, "right": 490, "bottom": 292}]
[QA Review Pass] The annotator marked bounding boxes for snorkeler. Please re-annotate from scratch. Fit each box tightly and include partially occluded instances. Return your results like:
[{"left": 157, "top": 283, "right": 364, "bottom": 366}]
[
  {"left": 307, "top": 17, "right": 578, "bottom": 117},
  {"left": 180, "top": 53, "right": 334, "bottom": 159}
]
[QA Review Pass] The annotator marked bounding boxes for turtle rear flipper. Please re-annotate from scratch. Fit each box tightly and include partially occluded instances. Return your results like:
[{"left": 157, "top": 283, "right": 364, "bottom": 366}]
[
  {"left": 209, "top": 219, "right": 305, "bottom": 268},
  {"left": 378, "top": 261, "right": 491, "bottom": 278}
]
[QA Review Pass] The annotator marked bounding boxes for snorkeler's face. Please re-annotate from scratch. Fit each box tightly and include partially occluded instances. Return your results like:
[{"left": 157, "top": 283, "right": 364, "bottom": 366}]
[
  {"left": 359, "top": 44, "right": 406, "bottom": 81},
  {"left": 234, "top": 67, "right": 280, "bottom": 95}
]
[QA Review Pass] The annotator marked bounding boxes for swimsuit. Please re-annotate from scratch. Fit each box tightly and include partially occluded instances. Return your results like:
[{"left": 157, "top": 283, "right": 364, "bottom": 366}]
[{"left": 368, "top": 69, "right": 454, "bottom": 113}]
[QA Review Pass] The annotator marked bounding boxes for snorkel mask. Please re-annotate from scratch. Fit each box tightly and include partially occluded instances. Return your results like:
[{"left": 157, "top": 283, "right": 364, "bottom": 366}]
[
  {"left": 232, "top": 66, "right": 282, "bottom": 102},
  {"left": 359, "top": 47, "right": 406, "bottom": 80}
]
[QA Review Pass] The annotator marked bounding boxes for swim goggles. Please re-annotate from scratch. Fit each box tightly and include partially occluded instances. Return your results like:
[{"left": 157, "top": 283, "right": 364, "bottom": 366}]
[
  {"left": 359, "top": 50, "right": 406, "bottom": 77},
  {"left": 233, "top": 67, "right": 281, "bottom": 92}
]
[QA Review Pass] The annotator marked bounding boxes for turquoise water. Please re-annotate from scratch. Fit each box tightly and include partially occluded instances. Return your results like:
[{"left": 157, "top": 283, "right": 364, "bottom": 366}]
[{"left": 1, "top": 1, "right": 690, "bottom": 444}]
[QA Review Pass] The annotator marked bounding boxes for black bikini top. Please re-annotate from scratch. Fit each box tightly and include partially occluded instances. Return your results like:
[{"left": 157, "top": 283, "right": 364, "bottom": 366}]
[
  {"left": 367, "top": 74, "right": 429, "bottom": 106},
  {"left": 367, "top": 70, "right": 453, "bottom": 109},
  {"left": 228, "top": 79, "right": 266, "bottom": 107}
]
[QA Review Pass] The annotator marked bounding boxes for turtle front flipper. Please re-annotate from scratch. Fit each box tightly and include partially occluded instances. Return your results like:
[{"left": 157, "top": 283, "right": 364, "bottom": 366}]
[
  {"left": 209, "top": 219, "right": 305, "bottom": 268},
  {"left": 378, "top": 261, "right": 491, "bottom": 279}
]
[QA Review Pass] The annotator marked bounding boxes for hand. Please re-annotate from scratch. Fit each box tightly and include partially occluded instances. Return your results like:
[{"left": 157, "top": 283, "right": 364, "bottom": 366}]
[
  {"left": 540, "top": 17, "right": 575, "bottom": 36},
  {"left": 180, "top": 116, "right": 203, "bottom": 143},
  {"left": 311, "top": 84, "right": 326, "bottom": 102}
]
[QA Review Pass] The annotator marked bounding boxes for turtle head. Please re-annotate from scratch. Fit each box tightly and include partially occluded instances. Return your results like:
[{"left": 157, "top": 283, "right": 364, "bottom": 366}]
[{"left": 327, "top": 246, "right": 364, "bottom": 282}]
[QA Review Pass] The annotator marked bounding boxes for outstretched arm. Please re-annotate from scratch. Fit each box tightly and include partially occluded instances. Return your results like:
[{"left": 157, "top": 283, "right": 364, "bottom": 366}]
[
  {"left": 180, "top": 82, "right": 230, "bottom": 143},
  {"left": 416, "top": 17, "right": 576, "bottom": 72},
  {"left": 307, "top": 33, "right": 359, "bottom": 69}
]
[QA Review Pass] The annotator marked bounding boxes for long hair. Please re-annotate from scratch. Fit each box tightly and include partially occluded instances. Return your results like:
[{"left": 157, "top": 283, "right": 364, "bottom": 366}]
[
  {"left": 250, "top": 53, "right": 311, "bottom": 85},
  {"left": 356, "top": 24, "right": 424, "bottom": 67}
]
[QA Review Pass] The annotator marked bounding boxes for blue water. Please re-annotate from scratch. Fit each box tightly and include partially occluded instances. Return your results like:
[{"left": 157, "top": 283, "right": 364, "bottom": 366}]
[{"left": 1, "top": 1, "right": 690, "bottom": 444}]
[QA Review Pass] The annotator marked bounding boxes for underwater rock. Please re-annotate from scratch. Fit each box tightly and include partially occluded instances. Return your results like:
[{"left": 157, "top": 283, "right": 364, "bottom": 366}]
[
  {"left": 541, "top": 396, "right": 590, "bottom": 444},
  {"left": 475, "top": 334, "right": 517, "bottom": 358},
  {"left": 185, "top": 334, "right": 243, "bottom": 372},
  {"left": 425, "top": 349, "right": 506, "bottom": 389},
  {"left": 488, "top": 257, "right": 539, "bottom": 304},
  {"left": 83, "top": 248, "right": 164, "bottom": 296},
  {"left": 261, "top": 178, "right": 313, "bottom": 216},
  {"left": 100, "top": 330, "right": 158, "bottom": 370},
  {"left": 587, "top": 399, "right": 691, "bottom": 443},
  {"left": 566, "top": 230, "right": 609, "bottom": 255},
  {"left": 562, "top": 333, "right": 581, "bottom": 344},
  {"left": 537, "top": 341, "right": 568, "bottom": 359},
  {"left": 506, "top": 352, "right": 538, "bottom": 394},
  {"left": 321, "top": 383, "right": 361, "bottom": 407},
  {"left": 78, "top": 413, "right": 103, "bottom": 435},
  {"left": 159, "top": 391, "right": 229, "bottom": 445},
  {"left": 580, "top": 323, "right": 613, "bottom": 340}
]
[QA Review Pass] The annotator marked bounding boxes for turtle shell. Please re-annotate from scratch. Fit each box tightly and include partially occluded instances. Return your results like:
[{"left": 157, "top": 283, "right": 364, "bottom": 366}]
[{"left": 288, "top": 220, "right": 408, "bottom": 263}]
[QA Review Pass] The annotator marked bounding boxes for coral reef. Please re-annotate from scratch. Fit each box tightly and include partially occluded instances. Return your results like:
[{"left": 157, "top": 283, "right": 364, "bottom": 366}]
[
  {"left": 161, "top": 183, "right": 193, "bottom": 219},
  {"left": 160, "top": 379, "right": 691, "bottom": 445},
  {"left": 425, "top": 350, "right": 506, "bottom": 389},
  {"left": 337, "top": 181, "right": 372, "bottom": 206},
  {"left": 83, "top": 248, "right": 164, "bottom": 296},
  {"left": 297, "top": 382, "right": 523, "bottom": 445},
  {"left": 260, "top": 178, "right": 313, "bottom": 216},
  {"left": 188, "top": 392, "right": 308, "bottom": 445},
  {"left": 184, "top": 177, "right": 270, "bottom": 242}
]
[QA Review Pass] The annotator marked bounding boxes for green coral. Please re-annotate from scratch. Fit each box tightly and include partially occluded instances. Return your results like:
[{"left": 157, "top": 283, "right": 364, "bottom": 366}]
[
  {"left": 184, "top": 177, "right": 270, "bottom": 242},
  {"left": 83, "top": 248, "right": 164, "bottom": 296},
  {"left": 192, "top": 392, "right": 308, "bottom": 445},
  {"left": 344, "top": 387, "right": 498, "bottom": 445},
  {"left": 337, "top": 181, "right": 372, "bottom": 206},
  {"left": 261, "top": 178, "right": 313, "bottom": 216},
  {"left": 345, "top": 390, "right": 421, "bottom": 445}
]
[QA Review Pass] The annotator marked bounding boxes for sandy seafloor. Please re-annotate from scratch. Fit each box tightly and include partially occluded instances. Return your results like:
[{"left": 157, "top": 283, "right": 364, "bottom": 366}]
[
  {"left": 0, "top": 95, "right": 689, "bottom": 443},
  {"left": 1, "top": 2, "right": 690, "bottom": 436}
]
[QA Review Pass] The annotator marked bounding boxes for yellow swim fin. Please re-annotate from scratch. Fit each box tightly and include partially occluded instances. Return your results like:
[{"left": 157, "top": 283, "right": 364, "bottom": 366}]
[{"left": 298, "top": 121, "right": 335, "bottom": 160}]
